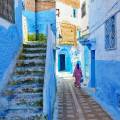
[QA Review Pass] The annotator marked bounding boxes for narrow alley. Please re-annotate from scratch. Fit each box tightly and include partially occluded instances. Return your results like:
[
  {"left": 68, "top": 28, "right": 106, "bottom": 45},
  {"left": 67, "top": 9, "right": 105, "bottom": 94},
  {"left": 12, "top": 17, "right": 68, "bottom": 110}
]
[
  {"left": 0, "top": 0, "right": 120, "bottom": 120},
  {"left": 54, "top": 73, "right": 112, "bottom": 120}
]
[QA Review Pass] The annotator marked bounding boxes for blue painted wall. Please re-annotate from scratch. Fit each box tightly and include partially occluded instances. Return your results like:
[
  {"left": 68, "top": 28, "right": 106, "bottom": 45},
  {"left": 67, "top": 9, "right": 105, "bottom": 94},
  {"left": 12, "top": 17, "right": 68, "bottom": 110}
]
[
  {"left": 95, "top": 60, "right": 120, "bottom": 111},
  {"left": 43, "top": 26, "right": 56, "bottom": 119},
  {"left": 0, "top": 0, "right": 22, "bottom": 89},
  {"left": 84, "top": 46, "right": 90, "bottom": 82},
  {"left": 23, "top": 10, "right": 35, "bottom": 34},
  {"left": 23, "top": 8, "right": 56, "bottom": 35},
  {"left": 23, "top": 7, "right": 56, "bottom": 118}
]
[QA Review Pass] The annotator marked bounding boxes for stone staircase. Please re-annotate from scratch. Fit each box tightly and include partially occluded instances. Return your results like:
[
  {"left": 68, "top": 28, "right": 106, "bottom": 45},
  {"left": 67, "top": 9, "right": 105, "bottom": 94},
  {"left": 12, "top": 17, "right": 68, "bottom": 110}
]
[{"left": 0, "top": 42, "right": 47, "bottom": 120}]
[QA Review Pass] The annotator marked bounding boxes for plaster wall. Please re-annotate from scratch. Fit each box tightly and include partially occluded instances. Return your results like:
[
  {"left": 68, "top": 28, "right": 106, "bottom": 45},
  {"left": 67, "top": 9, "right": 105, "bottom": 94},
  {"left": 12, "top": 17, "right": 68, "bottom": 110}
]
[
  {"left": 88, "top": 0, "right": 120, "bottom": 116},
  {"left": 0, "top": 0, "right": 23, "bottom": 90},
  {"left": 56, "top": 1, "right": 81, "bottom": 27},
  {"left": 80, "top": 0, "right": 89, "bottom": 35}
]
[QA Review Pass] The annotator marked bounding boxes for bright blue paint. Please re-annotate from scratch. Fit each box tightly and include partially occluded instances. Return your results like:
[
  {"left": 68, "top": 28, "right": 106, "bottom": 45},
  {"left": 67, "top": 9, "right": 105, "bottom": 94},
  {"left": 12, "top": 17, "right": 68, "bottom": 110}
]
[
  {"left": 90, "top": 50, "right": 95, "bottom": 88},
  {"left": 95, "top": 60, "right": 120, "bottom": 118},
  {"left": 58, "top": 46, "right": 72, "bottom": 73},
  {"left": 23, "top": 9, "right": 56, "bottom": 34},
  {"left": 84, "top": 46, "right": 90, "bottom": 81},
  {"left": 23, "top": 10, "right": 36, "bottom": 33},
  {"left": 43, "top": 26, "right": 56, "bottom": 119},
  {"left": 0, "top": 0, "right": 22, "bottom": 84}
]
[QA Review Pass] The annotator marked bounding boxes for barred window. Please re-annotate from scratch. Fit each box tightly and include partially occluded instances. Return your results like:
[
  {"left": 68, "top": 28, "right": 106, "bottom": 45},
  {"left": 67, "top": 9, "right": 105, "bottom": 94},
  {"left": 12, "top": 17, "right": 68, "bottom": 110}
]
[
  {"left": 105, "top": 16, "right": 116, "bottom": 50},
  {"left": 0, "top": 0, "right": 15, "bottom": 23}
]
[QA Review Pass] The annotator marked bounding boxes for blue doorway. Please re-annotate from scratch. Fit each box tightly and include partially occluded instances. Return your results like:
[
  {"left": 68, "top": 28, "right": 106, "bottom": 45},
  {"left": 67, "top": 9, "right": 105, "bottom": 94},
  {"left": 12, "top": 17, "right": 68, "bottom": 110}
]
[
  {"left": 59, "top": 54, "right": 65, "bottom": 71},
  {"left": 91, "top": 50, "right": 95, "bottom": 88}
]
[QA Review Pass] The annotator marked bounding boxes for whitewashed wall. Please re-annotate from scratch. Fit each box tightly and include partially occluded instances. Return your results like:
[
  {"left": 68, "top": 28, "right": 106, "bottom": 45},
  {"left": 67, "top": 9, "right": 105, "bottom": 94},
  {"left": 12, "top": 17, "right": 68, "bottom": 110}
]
[
  {"left": 89, "top": 0, "right": 120, "bottom": 61},
  {"left": 80, "top": 0, "right": 89, "bottom": 35},
  {"left": 56, "top": 1, "right": 81, "bottom": 27}
]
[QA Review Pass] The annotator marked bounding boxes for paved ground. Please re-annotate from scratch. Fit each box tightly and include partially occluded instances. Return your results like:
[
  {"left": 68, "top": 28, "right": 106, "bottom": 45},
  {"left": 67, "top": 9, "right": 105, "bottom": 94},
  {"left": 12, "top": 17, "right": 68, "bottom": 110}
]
[{"left": 55, "top": 73, "right": 113, "bottom": 120}]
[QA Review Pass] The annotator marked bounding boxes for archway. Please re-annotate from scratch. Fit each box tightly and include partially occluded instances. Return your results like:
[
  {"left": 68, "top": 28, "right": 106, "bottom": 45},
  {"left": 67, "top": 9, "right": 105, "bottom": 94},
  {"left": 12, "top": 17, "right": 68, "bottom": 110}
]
[
  {"left": 59, "top": 54, "right": 65, "bottom": 71},
  {"left": 57, "top": 47, "right": 72, "bottom": 73}
]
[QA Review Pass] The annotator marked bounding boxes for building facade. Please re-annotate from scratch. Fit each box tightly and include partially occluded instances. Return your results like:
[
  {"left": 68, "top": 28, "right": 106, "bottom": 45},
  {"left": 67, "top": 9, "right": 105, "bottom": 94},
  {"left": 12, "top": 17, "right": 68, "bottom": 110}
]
[
  {"left": 79, "top": 0, "right": 90, "bottom": 86},
  {"left": 0, "top": 0, "right": 23, "bottom": 90},
  {"left": 23, "top": 0, "right": 56, "bottom": 118},
  {"left": 23, "top": 0, "right": 56, "bottom": 41},
  {"left": 88, "top": 0, "right": 120, "bottom": 119},
  {"left": 56, "top": 0, "right": 81, "bottom": 74}
]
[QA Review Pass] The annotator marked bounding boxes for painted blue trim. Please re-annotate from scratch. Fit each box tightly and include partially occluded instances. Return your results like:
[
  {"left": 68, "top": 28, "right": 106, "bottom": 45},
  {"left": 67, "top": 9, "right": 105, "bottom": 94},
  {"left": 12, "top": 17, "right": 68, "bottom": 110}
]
[
  {"left": 23, "top": 8, "right": 56, "bottom": 34},
  {"left": 91, "top": 50, "right": 95, "bottom": 88}
]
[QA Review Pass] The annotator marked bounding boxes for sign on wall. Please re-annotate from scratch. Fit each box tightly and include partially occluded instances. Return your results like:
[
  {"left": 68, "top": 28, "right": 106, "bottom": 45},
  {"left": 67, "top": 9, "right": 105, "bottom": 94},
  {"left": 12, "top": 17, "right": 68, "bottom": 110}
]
[{"left": 59, "top": 22, "right": 77, "bottom": 46}]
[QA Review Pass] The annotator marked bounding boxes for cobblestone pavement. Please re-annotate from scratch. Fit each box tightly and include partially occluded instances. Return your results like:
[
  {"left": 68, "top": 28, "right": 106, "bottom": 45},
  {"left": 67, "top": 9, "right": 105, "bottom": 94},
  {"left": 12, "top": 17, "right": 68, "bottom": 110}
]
[{"left": 57, "top": 74, "right": 112, "bottom": 120}]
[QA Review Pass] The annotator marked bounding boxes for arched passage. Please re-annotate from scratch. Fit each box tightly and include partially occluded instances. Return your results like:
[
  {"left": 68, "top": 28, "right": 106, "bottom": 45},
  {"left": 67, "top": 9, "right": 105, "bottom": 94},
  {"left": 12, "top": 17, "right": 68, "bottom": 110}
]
[{"left": 57, "top": 47, "right": 72, "bottom": 73}]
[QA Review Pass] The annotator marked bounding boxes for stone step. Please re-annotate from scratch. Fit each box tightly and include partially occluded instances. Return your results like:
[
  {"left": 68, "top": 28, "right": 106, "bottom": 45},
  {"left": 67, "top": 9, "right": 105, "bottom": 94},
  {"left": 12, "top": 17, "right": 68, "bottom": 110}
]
[
  {"left": 10, "top": 99, "right": 43, "bottom": 108},
  {"left": 16, "top": 59, "right": 45, "bottom": 66},
  {"left": 22, "top": 49, "right": 46, "bottom": 54},
  {"left": 7, "top": 83, "right": 43, "bottom": 90},
  {"left": 17, "top": 59, "right": 45, "bottom": 64},
  {"left": 23, "top": 43, "right": 47, "bottom": 48},
  {"left": 15, "top": 66, "right": 45, "bottom": 73},
  {"left": 10, "top": 96, "right": 42, "bottom": 105},
  {"left": 16, "top": 61, "right": 45, "bottom": 67},
  {"left": 13, "top": 71, "right": 44, "bottom": 78},
  {"left": 7, "top": 93, "right": 43, "bottom": 101},
  {"left": 19, "top": 54, "right": 46, "bottom": 60},
  {"left": 5, "top": 108, "right": 42, "bottom": 119},
  {"left": 14, "top": 70, "right": 44, "bottom": 76},
  {"left": 5, "top": 85, "right": 43, "bottom": 96},
  {"left": 12, "top": 75, "right": 44, "bottom": 81},
  {"left": 8, "top": 78, "right": 44, "bottom": 87},
  {"left": 23, "top": 47, "right": 46, "bottom": 51},
  {"left": 21, "top": 53, "right": 46, "bottom": 57}
]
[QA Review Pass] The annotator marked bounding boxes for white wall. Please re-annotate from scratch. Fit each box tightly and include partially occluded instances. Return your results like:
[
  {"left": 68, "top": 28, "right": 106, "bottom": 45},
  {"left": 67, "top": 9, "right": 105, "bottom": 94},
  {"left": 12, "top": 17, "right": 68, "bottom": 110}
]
[
  {"left": 80, "top": 0, "right": 89, "bottom": 35},
  {"left": 56, "top": 1, "right": 81, "bottom": 27},
  {"left": 89, "top": 0, "right": 120, "bottom": 61}
]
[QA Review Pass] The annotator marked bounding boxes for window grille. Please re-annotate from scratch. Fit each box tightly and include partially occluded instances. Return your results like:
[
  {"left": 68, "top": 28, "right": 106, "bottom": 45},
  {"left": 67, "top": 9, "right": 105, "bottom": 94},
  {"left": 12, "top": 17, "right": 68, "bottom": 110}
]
[
  {"left": 105, "top": 16, "right": 116, "bottom": 50},
  {"left": 0, "top": 0, "right": 15, "bottom": 23}
]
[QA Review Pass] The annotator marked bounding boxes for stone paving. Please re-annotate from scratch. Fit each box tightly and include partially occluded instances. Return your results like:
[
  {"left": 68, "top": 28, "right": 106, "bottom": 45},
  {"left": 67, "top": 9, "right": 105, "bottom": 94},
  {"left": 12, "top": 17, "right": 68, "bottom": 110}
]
[{"left": 56, "top": 74, "right": 113, "bottom": 120}]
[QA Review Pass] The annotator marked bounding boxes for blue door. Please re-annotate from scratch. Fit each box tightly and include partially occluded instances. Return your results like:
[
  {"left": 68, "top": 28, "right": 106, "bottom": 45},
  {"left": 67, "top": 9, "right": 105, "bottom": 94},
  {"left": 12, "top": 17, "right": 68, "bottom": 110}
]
[
  {"left": 59, "top": 54, "right": 65, "bottom": 71},
  {"left": 91, "top": 50, "right": 95, "bottom": 88}
]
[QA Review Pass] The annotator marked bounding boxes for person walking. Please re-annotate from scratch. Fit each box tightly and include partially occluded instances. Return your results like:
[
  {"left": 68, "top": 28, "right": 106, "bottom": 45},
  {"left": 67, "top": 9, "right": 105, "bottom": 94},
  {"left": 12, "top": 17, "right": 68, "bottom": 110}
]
[{"left": 73, "top": 63, "right": 83, "bottom": 88}]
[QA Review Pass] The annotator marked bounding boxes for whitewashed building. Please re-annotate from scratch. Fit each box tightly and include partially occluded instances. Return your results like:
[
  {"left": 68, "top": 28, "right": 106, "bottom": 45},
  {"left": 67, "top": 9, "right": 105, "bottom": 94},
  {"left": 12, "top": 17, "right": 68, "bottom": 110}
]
[
  {"left": 56, "top": 0, "right": 82, "bottom": 74},
  {"left": 87, "top": 0, "right": 120, "bottom": 119}
]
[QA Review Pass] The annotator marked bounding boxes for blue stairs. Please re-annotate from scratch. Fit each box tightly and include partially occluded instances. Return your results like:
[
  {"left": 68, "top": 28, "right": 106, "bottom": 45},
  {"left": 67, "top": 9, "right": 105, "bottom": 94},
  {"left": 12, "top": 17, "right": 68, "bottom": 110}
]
[{"left": 0, "top": 42, "right": 47, "bottom": 120}]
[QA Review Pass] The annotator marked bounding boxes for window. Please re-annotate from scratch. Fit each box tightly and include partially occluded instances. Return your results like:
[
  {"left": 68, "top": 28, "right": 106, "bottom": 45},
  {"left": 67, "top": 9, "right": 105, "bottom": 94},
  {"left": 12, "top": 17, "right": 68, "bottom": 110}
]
[
  {"left": 73, "top": 8, "right": 77, "bottom": 18},
  {"left": 81, "top": 2, "right": 86, "bottom": 18},
  {"left": 105, "top": 16, "right": 116, "bottom": 50},
  {"left": 0, "top": 0, "right": 15, "bottom": 23}
]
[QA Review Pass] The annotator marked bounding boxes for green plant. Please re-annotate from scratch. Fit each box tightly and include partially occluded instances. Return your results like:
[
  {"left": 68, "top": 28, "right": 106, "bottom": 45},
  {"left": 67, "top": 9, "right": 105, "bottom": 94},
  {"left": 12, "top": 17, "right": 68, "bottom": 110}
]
[
  {"left": 28, "top": 33, "right": 36, "bottom": 41},
  {"left": 28, "top": 33, "right": 47, "bottom": 43},
  {"left": 36, "top": 33, "right": 47, "bottom": 43}
]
